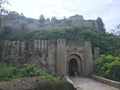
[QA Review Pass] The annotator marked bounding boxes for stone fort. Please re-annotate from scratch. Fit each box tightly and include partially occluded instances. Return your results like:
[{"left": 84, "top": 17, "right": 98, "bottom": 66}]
[
  {"left": 3, "top": 14, "right": 105, "bottom": 32},
  {"left": 1, "top": 39, "right": 93, "bottom": 76},
  {"left": 39, "top": 15, "right": 105, "bottom": 32}
]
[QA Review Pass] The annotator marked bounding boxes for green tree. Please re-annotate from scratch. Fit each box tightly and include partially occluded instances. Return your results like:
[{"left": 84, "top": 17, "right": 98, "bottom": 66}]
[
  {"left": 111, "top": 24, "right": 120, "bottom": 35},
  {"left": 51, "top": 16, "right": 60, "bottom": 23},
  {"left": 94, "top": 55, "right": 120, "bottom": 81},
  {"left": 39, "top": 14, "right": 45, "bottom": 23},
  {"left": 0, "top": 0, "right": 9, "bottom": 28}
]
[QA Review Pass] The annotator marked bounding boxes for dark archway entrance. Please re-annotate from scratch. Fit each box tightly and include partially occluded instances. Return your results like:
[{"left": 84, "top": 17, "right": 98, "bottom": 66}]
[{"left": 69, "top": 58, "right": 78, "bottom": 76}]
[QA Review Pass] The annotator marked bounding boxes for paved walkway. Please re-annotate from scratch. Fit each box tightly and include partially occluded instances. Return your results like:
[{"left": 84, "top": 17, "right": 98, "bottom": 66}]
[{"left": 70, "top": 77, "right": 120, "bottom": 90}]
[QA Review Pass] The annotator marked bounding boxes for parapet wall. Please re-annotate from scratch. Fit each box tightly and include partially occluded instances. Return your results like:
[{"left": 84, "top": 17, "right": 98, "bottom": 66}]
[{"left": 91, "top": 75, "right": 120, "bottom": 89}]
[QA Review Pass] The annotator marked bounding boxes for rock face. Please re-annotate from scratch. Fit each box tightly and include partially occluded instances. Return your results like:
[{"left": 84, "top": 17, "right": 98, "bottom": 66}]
[{"left": 1, "top": 39, "right": 93, "bottom": 76}]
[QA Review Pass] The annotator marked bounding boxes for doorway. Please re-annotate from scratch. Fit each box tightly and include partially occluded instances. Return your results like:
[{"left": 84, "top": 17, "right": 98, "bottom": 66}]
[{"left": 69, "top": 58, "right": 78, "bottom": 76}]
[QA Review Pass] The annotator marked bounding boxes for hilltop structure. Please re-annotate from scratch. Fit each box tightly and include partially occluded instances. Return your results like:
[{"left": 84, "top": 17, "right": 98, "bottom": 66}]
[{"left": 2, "top": 12, "right": 105, "bottom": 32}]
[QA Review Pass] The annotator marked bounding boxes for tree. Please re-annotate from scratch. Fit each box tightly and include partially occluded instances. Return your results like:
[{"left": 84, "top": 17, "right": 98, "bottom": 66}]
[
  {"left": 0, "top": 0, "right": 9, "bottom": 28},
  {"left": 39, "top": 14, "right": 45, "bottom": 23},
  {"left": 51, "top": 16, "right": 59, "bottom": 23},
  {"left": 114, "top": 24, "right": 120, "bottom": 35},
  {"left": 0, "top": 0, "right": 9, "bottom": 14},
  {"left": 110, "top": 24, "right": 120, "bottom": 35},
  {"left": 94, "top": 55, "right": 120, "bottom": 81},
  {"left": 46, "top": 18, "right": 50, "bottom": 22}
]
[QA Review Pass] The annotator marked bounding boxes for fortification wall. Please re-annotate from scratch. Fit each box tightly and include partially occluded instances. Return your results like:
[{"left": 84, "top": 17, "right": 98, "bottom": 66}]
[
  {"left": 38, "top": 20, "right": 99, "bottom": 30},
  {"left": 2, "top": 40, "right": 57, "bottom": 74},
  {"left": 1, "top": 39, "right": 93, "bottom": 76},
  {"left": 3, "top": 15, "right": 105, "bottom": 32}
]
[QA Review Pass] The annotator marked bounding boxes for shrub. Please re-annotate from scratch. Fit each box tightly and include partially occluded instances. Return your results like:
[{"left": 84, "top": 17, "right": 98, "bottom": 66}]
[
  {"left": 0, "top": 62, "right": 14, "bottom": 81},
  {"left": 0, "top": 62, "right": 58, "bottom": 82},
  {"left": 94, "top": 55, "right": 120, "bottom": 81}
]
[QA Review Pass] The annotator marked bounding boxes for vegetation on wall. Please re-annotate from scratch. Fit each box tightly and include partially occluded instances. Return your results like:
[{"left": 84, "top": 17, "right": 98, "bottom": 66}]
[
  {"left": 1, "top": 26, "right": 120, "bottom": 56},
  {"left": 0, "top": 11, "right": 120, "bottom": 82},
  {"left": 94, "top": 55, "right": 120, "bottom": 82}
]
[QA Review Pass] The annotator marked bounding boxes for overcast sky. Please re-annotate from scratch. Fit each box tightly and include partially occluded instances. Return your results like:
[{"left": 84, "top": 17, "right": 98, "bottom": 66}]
[{"left": 7, "top": 0, "right": 120, "bottom": 32}]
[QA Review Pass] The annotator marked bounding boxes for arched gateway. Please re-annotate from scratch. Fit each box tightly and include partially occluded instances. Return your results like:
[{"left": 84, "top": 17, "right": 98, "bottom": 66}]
[
  {"left": 67, "top": 54, "right": 82, "bottom": 76},
  {"left": 69, "top": 58, "right": 78, "bottom": 76}
]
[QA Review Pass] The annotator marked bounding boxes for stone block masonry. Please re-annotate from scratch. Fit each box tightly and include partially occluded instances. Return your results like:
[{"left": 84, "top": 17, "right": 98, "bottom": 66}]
[{"left": 1, "top": 39, "right": 93, "bottom": 76}]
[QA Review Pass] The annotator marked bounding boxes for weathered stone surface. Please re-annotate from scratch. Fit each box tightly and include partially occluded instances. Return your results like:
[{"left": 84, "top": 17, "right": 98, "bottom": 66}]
[
  {"left": 0, "top": 77, "right": 76, "bottom": 90},
  {"left": 94, "top": 47, "right": 100, "bottom": 59},
  {"left": 1, "top": 39, "right": 93, "bottom": 76},
  {"left": 91, "top": 75, "right": 120, "bottom": 89},
  {"left": 3, "top": 15, "right": 105, "bottom": 32}
]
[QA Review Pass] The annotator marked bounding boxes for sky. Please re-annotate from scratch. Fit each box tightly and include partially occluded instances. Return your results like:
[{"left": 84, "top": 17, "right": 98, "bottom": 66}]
[{"left": 7, "top": 0, "right": 120, "bottom": 32}]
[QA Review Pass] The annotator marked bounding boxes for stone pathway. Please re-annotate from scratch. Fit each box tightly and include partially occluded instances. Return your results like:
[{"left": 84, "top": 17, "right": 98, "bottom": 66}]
[{"left": 70, "top": 77, "right": 120, "bottom": 90}]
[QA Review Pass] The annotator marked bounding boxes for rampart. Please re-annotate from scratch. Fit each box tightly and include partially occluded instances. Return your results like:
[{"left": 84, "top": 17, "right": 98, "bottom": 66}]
[{"left": 1, "top": 39, "right": 93, "bottom": 76}]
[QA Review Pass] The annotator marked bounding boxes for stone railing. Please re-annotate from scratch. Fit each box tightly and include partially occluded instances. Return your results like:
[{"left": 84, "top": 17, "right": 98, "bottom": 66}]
[{"left": 91, "top": 75, "right": 120, "bottom": 89}]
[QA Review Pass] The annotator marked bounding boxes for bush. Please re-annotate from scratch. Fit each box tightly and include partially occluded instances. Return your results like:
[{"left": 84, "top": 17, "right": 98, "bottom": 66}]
[
  {"left": 0, "top": 62, "right": 14, "bottom": 81},
  {"left": 0, "top": 62, "right": 58, "bottom": 83},
  {"left": 41, "top": 74, "right": 59, "bottom": 86},
  {"left": 94, "top": 55, "right": 120, "bottom": 81}
]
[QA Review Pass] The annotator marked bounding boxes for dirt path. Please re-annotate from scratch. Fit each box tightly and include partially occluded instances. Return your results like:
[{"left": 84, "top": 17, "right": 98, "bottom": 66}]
[{"left": 70, "top": 77, "right": 120, "bottom": 90}]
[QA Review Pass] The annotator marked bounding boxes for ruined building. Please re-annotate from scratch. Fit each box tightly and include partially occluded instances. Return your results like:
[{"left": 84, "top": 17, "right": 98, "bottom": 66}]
[
  {"left": 68, "top": 15, "right": 105, "bottom": 31},
  {"left": 1, "top": 39, "right": 93, "bottom": 76},
  {"left": 37, "top": 15, "right": 105, "bottom": 31}
]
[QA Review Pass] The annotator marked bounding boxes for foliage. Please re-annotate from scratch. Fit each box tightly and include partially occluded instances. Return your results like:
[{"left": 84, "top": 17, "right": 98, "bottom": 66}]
[
  {"left": 0, "top": 0, "right": 9, "bottom": 28},
  {"left": 24, "top": 27, "right": 120, "bottom": 56},
  {"left": 94, "top": 55, "right": 120, "bottom": 81},
  {"left": 51, "top": 16, "right": 60, "bottom": 23},
  {"left": 110, "top": 24, "right": 120, "bottom": 35},
  {"left": 0, "top": 63, "right": 41, "bottom": 81},
  {"left": 0, "top": 62, "right": 14, "bottom": 81},
  {"left": 12, "top": 64, "right": 41, "bottom": 78},
  {"left": 0, "top": 62, "right": 58, "bottom": 84},
  {"left": 4, "top": 11, "right": 25, "bottom": 20},
  {"left": 0, "top": 26, "right": 120, "bottom": 56},
  {"left": 59, "top": 74, "right": 66, "bottom": 81},
  {"left": 41, "top": 74, "right": 59, "bottom": 86},
  {"left": 39, "top": 15, "right": 45, "bottom": 23}
]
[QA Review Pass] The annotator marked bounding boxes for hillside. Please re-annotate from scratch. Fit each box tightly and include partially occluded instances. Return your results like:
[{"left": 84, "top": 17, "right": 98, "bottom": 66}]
[
  {"left": 0, "top": 11, "right": 120, "bottom": 83},
  {"left": 0, "top": 11, "right": 120, "bottom": 56}
]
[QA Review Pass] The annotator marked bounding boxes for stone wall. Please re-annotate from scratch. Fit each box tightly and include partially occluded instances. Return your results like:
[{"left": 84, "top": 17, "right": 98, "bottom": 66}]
[
  {"left": 1, "top": 39, "right": 93, "bottom": 76},
  {"left": 2, "top": 40, "right": 57, "bottom": 75},
  {"left": 37, "top": 18, "right": 104, "bottom": 31},
  {"left": 66, "top": 40, "right": 93, "bottom": 76},
  {"left": 3, "top": 15, "right": 105, "bottom": 32},
  {"left": 91, "top": 75, "right": 120, "bottom": 89}
]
